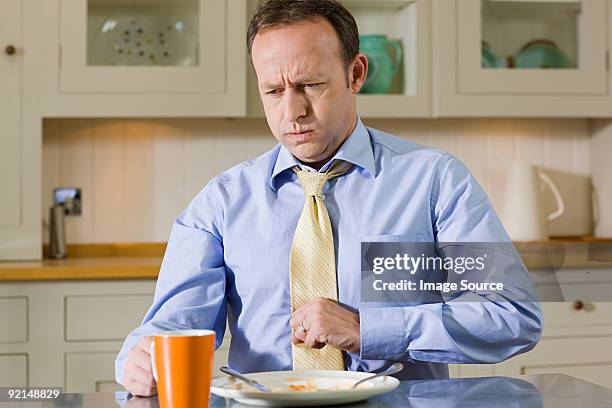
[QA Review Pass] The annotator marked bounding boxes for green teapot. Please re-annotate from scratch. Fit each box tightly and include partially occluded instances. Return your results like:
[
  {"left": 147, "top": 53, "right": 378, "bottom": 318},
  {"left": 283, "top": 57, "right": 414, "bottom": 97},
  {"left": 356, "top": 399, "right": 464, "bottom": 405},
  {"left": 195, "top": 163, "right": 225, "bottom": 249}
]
[{"left": 359, "top": 34, "right": 403, "bottom": 94}]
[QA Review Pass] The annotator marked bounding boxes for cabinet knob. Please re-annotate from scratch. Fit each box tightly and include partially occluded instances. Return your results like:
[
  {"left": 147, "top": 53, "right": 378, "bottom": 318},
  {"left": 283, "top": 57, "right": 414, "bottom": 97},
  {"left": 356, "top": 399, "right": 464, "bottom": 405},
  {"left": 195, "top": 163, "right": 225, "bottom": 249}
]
[
  {"left": 5, "top": 45, "right": 16, "bottom": 56},
  {"left": 573, "top": 300, "right": 584, "bottom": 311}
]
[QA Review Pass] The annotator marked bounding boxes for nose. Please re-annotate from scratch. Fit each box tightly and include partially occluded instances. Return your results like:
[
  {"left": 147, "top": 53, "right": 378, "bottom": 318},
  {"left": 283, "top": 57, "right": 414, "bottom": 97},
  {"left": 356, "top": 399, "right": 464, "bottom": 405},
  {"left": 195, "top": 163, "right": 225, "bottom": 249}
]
[{"left": 283, "top": 88, "right": 308, "bottom": 123}]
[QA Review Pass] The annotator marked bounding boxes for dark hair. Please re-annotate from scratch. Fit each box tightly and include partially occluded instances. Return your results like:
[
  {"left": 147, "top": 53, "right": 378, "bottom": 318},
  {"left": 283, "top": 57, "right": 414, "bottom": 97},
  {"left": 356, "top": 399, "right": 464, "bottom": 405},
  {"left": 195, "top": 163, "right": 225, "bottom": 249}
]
[{"left": 247, "top": 0, "right": 360, "bottom": 72}]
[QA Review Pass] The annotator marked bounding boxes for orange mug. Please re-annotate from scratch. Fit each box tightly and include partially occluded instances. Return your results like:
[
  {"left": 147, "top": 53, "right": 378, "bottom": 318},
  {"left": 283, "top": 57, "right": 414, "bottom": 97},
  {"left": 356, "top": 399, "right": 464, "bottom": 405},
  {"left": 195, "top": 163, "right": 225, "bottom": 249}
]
[{"left": 149, "top": 330, "right": 216, "bottom": 408}]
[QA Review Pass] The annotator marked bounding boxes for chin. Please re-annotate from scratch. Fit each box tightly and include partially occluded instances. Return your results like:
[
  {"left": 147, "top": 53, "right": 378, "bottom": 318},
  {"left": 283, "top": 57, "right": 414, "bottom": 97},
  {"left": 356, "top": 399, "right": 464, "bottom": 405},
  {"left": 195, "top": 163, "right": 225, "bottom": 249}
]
[{"left": 292, "top": 147, "right": 328, "bottom": 163}]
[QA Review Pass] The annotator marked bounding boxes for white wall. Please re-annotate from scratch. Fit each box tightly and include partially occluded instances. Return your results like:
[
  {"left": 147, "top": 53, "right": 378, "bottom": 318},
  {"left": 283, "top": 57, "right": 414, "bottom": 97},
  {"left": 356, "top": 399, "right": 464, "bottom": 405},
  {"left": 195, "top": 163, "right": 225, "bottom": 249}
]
[{"left": 42, "top": 118, "right": 591, "bottom": 243}]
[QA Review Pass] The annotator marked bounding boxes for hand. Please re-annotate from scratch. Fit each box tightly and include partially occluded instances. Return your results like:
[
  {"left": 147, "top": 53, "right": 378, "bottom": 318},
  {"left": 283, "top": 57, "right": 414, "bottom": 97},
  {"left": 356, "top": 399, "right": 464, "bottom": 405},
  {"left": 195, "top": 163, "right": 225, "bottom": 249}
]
[
  {"left": 125, "top": 395, "right": 157, "bottom": 408},
  {"left": 123, "top": 336, "right": 157, "bottom": 397},
  {"left": 290, "top": 298, "right": 360, "bottom": 353}
]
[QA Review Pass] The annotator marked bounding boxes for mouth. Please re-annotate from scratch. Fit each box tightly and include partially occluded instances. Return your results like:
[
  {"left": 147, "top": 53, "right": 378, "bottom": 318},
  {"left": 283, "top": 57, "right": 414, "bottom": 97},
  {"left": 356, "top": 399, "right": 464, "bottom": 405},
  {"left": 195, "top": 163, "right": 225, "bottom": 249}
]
[{"left": 285, "top": 130, "right": 314, "bottom": 137}]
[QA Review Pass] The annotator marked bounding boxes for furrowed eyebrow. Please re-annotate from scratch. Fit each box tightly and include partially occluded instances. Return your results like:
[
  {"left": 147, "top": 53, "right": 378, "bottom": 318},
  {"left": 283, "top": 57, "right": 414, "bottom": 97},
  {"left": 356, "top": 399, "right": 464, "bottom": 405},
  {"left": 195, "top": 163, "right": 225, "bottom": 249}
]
[{"left": 261, "top": 75, "right": 326, "bottom": 90}]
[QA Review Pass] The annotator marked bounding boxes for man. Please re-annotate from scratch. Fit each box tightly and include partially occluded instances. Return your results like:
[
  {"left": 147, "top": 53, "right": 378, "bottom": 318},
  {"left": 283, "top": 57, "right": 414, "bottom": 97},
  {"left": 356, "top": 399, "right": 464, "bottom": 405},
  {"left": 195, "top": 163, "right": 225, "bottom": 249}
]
[{"left": 116, "top": 0, "right": 542, "bottom": 397}]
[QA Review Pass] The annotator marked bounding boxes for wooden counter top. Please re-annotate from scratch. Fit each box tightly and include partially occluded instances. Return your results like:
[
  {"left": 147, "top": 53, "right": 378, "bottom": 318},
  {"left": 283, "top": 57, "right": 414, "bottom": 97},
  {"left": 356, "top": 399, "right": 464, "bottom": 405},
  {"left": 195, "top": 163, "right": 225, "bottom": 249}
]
[
  {"left": 0, "top": 256, "right": 161, "bottom": 281},
  {"left": 0, "top": 239, "right": 611, "bottom": 282},
  {"left": 0, "top": 244, "right": 164, "bottom": 281}
]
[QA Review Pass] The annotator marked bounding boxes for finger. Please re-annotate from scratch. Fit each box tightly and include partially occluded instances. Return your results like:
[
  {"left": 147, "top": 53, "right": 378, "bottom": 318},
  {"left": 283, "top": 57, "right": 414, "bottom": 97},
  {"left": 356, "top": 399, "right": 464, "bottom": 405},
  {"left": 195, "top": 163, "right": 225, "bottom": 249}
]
[
  {"left": 304, "top": 330, "right": 325, "bottom": 349},
  {"left": 124, "top": 376, "right": 156, "bottom": 397},
  {"left": 127, "top": 365, "right": 157, "bottom": 389},
  {"left": 291, "top": 299, "right": 322, "bottom": 329},
  {"left": 291, "top": 332, "right": 304, "bottom": 344},
  {"left": 290, "top": 308, "right": 307, "bottom": 330},
  {"left": 292, "top": 327, "right": 307, "bottom": 343},
  {"left": 137, "top": 336, "right": 153, "bottom": 353},
  {"left": 125, "top": 378, "right": 156, "bottom": 398},
  {"left": 129, "top": 348, "right": 154, "bottom": 373},
  {"left": 125, "top": 396, "right": 156, "bottom": 408}
]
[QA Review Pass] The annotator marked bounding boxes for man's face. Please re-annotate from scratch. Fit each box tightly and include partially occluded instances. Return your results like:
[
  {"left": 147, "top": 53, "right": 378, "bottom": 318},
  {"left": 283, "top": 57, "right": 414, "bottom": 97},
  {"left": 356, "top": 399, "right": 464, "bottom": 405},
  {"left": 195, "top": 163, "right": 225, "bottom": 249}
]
[{"left": 251, "top": 19, "right": 361, "bottom": 166}]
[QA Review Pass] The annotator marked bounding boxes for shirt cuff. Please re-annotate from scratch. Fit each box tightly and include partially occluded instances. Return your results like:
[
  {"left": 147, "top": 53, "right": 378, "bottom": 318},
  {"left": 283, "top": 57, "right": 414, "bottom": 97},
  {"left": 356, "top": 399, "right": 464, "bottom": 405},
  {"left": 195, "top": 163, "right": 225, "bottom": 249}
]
[{"left": 359, "top": 306, "right": 409, "bottom": 360}]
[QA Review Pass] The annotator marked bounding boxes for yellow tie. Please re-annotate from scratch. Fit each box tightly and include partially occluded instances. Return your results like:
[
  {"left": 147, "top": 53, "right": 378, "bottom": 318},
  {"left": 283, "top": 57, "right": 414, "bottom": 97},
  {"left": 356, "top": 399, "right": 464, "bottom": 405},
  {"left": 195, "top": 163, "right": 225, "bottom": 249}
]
[{"left": 290, "top": 160, "right": 353, "bottom": 371}]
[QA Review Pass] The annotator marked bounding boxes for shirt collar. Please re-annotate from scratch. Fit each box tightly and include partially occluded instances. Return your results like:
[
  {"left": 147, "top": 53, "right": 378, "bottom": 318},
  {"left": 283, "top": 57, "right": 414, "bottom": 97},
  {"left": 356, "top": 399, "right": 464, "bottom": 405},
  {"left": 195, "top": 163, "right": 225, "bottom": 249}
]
[{"left": 268, "top": 116, "right": 375, "bottom": 191}]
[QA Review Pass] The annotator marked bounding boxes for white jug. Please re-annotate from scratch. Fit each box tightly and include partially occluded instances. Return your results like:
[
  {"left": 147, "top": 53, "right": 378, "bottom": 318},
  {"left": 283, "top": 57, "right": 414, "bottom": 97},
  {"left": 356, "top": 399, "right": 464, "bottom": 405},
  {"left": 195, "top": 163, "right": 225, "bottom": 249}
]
[{"left": 501, "top": 162, "right": 565, "bottom": 241}]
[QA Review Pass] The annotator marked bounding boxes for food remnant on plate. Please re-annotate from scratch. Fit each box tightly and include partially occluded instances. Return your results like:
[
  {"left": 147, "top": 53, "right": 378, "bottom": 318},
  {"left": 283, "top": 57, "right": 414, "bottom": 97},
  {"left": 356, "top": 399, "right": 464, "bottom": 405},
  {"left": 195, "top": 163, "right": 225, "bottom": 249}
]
[{"left": 288, "top": 384, "right": 314, "bottom": 391}]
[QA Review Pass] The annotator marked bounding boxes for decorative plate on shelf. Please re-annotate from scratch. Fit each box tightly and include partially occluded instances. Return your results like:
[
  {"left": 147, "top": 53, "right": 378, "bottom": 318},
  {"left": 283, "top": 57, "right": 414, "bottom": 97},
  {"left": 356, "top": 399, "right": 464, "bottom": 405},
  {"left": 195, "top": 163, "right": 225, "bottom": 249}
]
[{"left": 88, "top": 14, "right": 198, "bottom": 66}]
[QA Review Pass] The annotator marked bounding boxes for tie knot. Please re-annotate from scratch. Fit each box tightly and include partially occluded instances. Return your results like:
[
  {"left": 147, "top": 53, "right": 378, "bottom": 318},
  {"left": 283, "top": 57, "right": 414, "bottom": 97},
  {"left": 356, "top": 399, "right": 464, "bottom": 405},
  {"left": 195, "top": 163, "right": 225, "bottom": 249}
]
[
  {"left": 293, "top": 160, "right": 353, "bottom": 198},
  {"left": 296, "top": 171, "right": 330, "bottom": 197}
]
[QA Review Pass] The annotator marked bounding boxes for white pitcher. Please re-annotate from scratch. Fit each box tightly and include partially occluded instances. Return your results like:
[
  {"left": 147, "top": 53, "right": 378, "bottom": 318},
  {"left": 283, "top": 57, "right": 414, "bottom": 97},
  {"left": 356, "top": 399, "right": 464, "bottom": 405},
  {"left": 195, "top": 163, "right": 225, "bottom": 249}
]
[{"left": 501, "top": 162, "right": 565, "bottom": 241}]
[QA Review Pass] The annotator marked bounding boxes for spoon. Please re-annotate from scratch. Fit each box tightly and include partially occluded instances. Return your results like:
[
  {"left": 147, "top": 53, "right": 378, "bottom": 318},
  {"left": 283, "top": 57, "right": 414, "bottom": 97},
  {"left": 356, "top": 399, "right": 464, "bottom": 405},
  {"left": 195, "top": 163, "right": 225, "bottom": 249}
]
[
  {"left": 351, "top": 362, "right": 404, "bottom": 389},
  {"left": 220, "top": 366, "right": 271, "bottom": 393}
]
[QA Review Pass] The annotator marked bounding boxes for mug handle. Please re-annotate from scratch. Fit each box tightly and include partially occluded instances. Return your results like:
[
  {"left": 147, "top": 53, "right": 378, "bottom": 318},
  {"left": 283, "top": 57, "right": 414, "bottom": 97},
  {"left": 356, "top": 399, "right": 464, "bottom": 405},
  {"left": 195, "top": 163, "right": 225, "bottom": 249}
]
[
  {"left": 148, "top": 341, "right": 158, "bottom": 382},
  {"left": 539, "top": 171, "right": 565, "bottom": 222},
  {"left": 388, "top": 40, "right": 403, "bottom": 75}
]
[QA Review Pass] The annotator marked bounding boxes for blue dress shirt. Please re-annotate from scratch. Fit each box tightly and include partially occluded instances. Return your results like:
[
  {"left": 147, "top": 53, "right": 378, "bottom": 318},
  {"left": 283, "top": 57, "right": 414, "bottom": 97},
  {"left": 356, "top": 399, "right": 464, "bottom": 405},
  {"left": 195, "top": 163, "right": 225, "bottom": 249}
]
[{"left": 115, "top": 117, "right": 542, "bottom": 384}]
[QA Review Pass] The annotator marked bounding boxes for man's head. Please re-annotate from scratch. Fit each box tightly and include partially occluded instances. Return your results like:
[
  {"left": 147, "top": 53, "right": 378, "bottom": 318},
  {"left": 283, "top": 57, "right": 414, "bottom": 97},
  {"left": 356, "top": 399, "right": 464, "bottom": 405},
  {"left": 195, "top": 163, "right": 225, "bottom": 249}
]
[{"left": 248, "top": 0, "right": 368, "bottom": 168}]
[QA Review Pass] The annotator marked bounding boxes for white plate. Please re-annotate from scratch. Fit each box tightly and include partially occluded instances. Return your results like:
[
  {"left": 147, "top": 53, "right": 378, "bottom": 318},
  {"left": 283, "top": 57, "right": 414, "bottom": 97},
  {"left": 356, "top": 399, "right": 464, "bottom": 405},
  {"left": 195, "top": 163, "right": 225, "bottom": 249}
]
[{"left": 211, "top": 370, "right": 399, "bottom": 407}]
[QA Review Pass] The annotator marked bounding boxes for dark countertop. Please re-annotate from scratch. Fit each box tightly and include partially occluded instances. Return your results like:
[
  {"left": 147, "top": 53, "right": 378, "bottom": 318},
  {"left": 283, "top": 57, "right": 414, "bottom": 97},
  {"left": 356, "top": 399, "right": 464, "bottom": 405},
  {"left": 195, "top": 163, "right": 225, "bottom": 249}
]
[{"left": 3, "top": 374, "right": 611, "bottom": 407}]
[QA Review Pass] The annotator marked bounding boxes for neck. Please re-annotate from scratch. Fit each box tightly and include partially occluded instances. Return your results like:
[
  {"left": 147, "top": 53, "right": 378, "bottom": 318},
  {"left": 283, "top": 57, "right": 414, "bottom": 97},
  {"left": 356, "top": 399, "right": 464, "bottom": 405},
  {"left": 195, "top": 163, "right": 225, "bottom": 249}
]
[{"left": 300, "top": 158, "right": 328, "bottom": 171}]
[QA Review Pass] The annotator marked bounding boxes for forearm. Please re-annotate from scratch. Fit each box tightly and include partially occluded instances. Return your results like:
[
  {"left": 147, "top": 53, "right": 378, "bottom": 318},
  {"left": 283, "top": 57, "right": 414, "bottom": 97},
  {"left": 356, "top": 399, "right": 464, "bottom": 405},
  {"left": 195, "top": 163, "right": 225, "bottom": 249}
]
[
  {"left": 115, "top": 218, "right": 228, "bottom": 385},
  {"left": 359, "top": 296, "right": 542, "bottom": 364}
]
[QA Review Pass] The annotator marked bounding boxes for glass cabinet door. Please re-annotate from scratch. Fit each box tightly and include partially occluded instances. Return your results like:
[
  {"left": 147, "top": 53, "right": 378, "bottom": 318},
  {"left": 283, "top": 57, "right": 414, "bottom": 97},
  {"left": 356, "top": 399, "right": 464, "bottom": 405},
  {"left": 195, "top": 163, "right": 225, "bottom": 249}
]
[
  {"left": 456, "top": 0, "right": 607, "bottom": 95},
  {"left": 59, "top": 0, "right": 226, "bottom": 93},
  {"left": 343, "top": 0, "right": 431, "bottom": 117}
]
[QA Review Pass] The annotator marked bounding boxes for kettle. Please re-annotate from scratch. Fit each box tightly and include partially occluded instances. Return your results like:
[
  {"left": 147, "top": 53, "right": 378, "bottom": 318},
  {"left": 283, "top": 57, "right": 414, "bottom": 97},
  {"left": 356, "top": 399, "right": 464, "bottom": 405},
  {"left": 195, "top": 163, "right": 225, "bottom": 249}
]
[{"left": 500, "top": 162, "right": 565, "bottom": 241}]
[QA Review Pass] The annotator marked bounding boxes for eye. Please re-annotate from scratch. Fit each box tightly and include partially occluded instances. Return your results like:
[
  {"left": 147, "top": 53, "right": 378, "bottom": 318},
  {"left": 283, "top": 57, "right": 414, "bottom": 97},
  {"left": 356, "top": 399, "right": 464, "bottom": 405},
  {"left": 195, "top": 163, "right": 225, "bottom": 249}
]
[
  {"left": 304, "top": 83, "right": 323, "bottom": 89},
  {"left": 265, "top": 88, "right": 284, "bottom": 97}
]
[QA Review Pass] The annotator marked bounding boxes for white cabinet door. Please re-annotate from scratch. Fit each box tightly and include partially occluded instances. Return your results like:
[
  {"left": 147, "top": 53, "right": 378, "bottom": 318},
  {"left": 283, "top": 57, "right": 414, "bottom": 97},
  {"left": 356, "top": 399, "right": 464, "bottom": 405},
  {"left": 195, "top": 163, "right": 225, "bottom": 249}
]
[
  {"left": 0, "top": 354, "right": 28, "bottom": 387},
  {"left": 0, "top": 0, "right": 21, "bottom": 232},
  {"left": 0, "top": 0, "right": 42, "bottom": 260},
  {"left": 60, "top": 0, "right": 225, "bottom": 94},
  {"left": 457, "top": 0, "right": 607, "bottom": 95},
  {"left": 434, "top": 0, "right": 612, "bottom": 117},
  {"left": 43, "top": 0, "right": 246, "bottom": 117}
]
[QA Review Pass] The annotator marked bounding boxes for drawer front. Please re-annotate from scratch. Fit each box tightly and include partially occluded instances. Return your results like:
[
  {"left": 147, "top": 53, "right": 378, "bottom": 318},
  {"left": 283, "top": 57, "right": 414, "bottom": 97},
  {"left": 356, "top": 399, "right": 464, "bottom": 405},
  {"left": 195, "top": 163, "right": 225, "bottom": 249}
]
[
  {"left": 517, "top": 336, "right": 612, "bottom": 389},
  {"left": 541, "top": 302, "right": 612, "bottom": 336},
  {"left": 65, "top": 294, "right": 152, "bottom": 341},
  {"left": 494, "top": 336, "right": 612, "bottom": 389},
  {"left": 0, "top": 297, "right": 27, "bottom": 343},
  {"left": 65, "top": 346, "right": 231, "bottom": 392},
  {"left": 65, "top": 352, "right": 120, "bottom": 393},
  {"left": 0, "top": 354, "right": 28, "bottom": 387}
]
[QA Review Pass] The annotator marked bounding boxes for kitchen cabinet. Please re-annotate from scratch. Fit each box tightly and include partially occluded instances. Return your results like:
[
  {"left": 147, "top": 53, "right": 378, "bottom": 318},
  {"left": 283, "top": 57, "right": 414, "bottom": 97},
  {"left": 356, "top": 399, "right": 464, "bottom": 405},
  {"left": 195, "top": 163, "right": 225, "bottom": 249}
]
[
  {"left": 451, "top": 267, "right": 612, "bottom": 389},
  {"left": 0, "top": 0, "right": 42, "bottom": 260},
  {"left": 434, "top": 0, "right": 612, "bottom": 117},
  {"left": 40, "top": 0, "right": 612, "bottom": 118},
  {"left": 42, "top": 0, "right": 246, "bottom": 117},
  {"left": 247, "top": 0, "right": 432, "bottom": 118},
  {"left": 2, "top": 275, "right": 612, "bottom": 390},
  {"left": 0, "top": 280, "right": 230, "bottom": 392}
]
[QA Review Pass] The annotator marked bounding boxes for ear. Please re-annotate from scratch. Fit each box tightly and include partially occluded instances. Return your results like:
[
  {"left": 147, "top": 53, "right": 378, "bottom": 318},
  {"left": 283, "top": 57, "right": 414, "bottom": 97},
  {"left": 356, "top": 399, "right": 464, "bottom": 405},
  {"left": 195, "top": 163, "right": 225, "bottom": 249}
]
[{"left": 348, "top": 53, "right": 368, "bottom": 94}]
